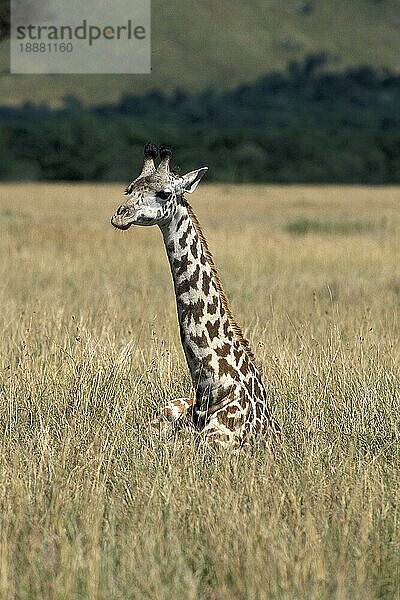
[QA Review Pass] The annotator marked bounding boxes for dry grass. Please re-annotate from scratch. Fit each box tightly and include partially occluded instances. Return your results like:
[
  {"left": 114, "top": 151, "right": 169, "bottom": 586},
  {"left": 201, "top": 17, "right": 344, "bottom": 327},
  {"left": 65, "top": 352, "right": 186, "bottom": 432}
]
[{"left": 0, "top": 183, "right": 399, "bottom": 599}]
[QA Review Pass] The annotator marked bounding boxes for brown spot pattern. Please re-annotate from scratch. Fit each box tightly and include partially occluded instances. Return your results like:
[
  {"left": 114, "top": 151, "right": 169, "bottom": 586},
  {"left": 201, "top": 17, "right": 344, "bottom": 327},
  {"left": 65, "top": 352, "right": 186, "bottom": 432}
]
[
  {"left": 215, "top": 342, "right": 231, "bottom": 357},
  {"left": 223, "top": 320, "right": 232, "bottom": 338},
  {"left": 202, "top": 272, "right": 211, "bottom": 296},
  {"left": 176, "top": 214, "right": 187, "bottom": 230},
  {"left": 216, "top": 413, "right": 236, "bottom": 432},
  {"left": 190, "top": 239, "right": 198, "bottom": 259},
  {"left": 179, "top": 297, "right": 205, "bottom": 325},
  {"left": 233, "top": 347, "right": 242, "bottom": 363},
  {"left": 190, "top": 332, "right": 208, "bottom": 349},
  {"left": 218, "top": 357, "right": 238, "bottom": 379},
  {"left": 161, "top": 202, "right": 279, "bottom": 441},
  {"left": 179, "top": 225, "right": 191, "bottom": 249},
  {"left": 202, "top": 353, "right": 214, "bottom": 370},
  {"left": 176, "top": 264, "right": 201, "bottom": 296},
  {"left": 205, "top": 319, "right": 220, "bottom": 340},
  {"left": 173, "top": 253, "right": 190, "bottom": 277},
  {"left": 216, "top": 385, "right": 232, "bottom": 402},
  {"left": 239, "top": 359, "right": 250, "bottom": 376},
  {"left": 207, "top": 296, "right": 218, "bottom": 315}
]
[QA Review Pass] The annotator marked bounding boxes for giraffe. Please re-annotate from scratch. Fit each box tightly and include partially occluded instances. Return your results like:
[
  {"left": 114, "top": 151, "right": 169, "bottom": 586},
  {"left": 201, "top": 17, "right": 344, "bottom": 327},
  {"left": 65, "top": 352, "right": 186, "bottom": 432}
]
[{"left": 111, "top": 143, "right": 281, "bottom": 448}]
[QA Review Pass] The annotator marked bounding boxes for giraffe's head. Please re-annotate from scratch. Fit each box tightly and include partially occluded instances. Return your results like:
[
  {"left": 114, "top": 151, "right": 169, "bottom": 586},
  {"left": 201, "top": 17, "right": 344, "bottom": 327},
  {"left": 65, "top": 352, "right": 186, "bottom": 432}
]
[{"left": 111, "top": 143, "right": 208, "bottom": 230}]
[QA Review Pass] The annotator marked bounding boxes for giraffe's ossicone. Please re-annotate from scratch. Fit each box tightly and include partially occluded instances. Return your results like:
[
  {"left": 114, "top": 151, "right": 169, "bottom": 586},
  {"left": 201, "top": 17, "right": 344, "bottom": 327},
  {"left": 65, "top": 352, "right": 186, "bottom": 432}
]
[{"left": 111, "top": 144, "right": 281, "bottom": 449}]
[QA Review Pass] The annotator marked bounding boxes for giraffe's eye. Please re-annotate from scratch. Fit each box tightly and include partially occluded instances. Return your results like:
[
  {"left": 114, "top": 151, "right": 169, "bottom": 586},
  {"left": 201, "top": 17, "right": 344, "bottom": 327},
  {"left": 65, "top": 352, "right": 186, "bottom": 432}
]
[{"left": 156, "top": 190, "right": 172, "bottom": 200}]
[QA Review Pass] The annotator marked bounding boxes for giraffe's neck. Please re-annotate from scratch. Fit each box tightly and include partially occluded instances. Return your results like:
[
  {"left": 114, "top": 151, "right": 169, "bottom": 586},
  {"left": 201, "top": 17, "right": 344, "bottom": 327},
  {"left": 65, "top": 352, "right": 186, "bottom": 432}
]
[{"left": 160, "top": 201, "right": 254, "bottom": 410}]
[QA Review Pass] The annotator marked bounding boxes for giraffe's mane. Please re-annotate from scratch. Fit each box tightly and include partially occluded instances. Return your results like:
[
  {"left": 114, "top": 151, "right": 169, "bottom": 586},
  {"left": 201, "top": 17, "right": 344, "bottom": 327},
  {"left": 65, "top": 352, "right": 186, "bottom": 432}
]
[{"left": 185, "top": 201, "right": 257, "bottom": 364}]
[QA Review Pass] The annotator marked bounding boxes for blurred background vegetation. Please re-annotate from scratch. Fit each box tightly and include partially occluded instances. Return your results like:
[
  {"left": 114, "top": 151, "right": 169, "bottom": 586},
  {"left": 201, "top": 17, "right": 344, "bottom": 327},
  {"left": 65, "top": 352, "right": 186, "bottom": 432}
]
[{"left": 0, "top": 0, "right": 399, "bottom": 182}]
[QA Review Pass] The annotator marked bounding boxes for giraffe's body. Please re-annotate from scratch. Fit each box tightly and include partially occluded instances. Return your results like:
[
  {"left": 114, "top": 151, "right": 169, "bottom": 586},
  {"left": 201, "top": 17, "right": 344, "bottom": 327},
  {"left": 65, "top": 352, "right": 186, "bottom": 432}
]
[{"left": 111, "top": 144, "right": 280, "bottom": 449}]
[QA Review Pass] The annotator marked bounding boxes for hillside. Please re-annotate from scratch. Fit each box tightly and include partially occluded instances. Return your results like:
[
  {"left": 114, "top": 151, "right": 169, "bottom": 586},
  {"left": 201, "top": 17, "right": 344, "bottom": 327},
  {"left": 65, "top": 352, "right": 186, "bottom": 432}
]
[{"left": 1, "top": 0, "right": 400, "bottom": 106}]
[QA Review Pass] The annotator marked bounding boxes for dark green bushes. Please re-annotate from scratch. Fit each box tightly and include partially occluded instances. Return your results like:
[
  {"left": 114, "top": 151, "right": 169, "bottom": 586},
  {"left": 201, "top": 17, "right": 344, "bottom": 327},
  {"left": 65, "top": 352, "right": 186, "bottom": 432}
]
[{"left": 1, "top": 59, "right": 400, "bottom": 182}]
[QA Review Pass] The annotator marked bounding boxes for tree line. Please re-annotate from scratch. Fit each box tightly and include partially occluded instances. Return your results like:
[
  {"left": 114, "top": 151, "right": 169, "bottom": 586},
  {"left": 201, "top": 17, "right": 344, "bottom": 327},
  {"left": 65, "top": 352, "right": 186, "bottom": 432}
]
[{"left": 1, "top": 56, "right": 400, "bottom": 183}]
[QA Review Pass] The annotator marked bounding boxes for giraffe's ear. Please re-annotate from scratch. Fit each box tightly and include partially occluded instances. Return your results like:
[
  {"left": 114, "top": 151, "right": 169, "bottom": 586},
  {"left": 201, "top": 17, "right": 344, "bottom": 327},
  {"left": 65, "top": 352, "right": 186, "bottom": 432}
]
[{"left": 180, "top": 167, "right": 208, "bottom": 194}]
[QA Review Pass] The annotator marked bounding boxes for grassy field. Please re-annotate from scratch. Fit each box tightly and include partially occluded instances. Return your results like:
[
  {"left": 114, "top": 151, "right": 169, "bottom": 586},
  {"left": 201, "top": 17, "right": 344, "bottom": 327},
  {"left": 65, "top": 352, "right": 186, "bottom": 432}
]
[
  {"left": 0, "top": 183, "right": 399, "bottom": 598},
  {"left": 1, "top": 0, "right": 400, "bottom": 105}
]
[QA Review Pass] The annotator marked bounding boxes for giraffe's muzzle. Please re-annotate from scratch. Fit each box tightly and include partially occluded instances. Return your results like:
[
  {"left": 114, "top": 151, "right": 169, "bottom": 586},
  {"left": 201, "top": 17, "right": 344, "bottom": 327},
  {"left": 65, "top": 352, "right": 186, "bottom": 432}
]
[{"left": 111, "top": 206, "right": 133, "bottom": 230}]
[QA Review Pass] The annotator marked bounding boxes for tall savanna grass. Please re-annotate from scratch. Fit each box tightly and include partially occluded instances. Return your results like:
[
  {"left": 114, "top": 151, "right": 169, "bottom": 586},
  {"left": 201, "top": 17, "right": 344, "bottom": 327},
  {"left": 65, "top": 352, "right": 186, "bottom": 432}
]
[{"left": 0, "top": 184, "right": 398, "bottom": 599}]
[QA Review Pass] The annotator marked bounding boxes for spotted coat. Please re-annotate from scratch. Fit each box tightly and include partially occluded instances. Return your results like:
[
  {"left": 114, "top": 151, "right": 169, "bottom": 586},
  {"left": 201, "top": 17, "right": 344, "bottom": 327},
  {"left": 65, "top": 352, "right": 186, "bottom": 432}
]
[
  {"left": 111, "top": 144, "right": 280, "bottom": 449},
  {"left": 157, "top": 200, "right": 280, "bottom": 448}
]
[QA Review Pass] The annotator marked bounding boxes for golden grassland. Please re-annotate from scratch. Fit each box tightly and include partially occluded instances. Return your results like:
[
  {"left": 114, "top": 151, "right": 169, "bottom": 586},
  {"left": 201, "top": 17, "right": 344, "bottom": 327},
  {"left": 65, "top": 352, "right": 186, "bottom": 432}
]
[{"left": 0, "top": 183, "right": 399, "bottom": 599}]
